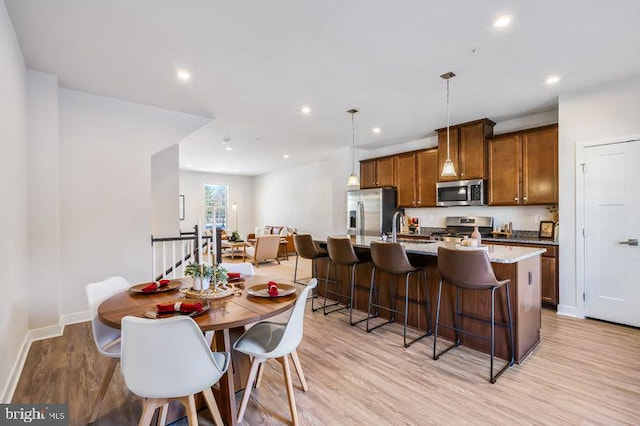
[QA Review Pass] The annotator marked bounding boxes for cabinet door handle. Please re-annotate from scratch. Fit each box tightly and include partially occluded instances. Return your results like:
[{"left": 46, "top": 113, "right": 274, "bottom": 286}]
[
  {"left": 619, "top": 239, "right": 638, "bottom": 246},
  {"left": 514, "top": 197, "right": 519, "bottom": 202},
  {"left": 523, "top": 196, "right": 528, "bottom": 202},
  {"left": 417, "top": 200, "right": 421, "bottom": 205},
  {"left": 412, "top": 201, "right": 416, "bottom": 206}
]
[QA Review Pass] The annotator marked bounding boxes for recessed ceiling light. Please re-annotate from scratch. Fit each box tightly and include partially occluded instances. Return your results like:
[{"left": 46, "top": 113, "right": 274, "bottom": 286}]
[
  {"left": 301, "top": 106, "right": 311, "bottom": 114},
  {"left": 372, "top": 127, "right": 381, "bottom": 134},
  {"left": 283, "top": 154, "right": 289, "bottom": 159},
  {"left": 186, "top": 164, "right": 192, "bottom": 168},
  {"left": 176, "top": 70, "right": 191, "bottom": 80},
  {"left": 545, "top": 75, "right": 561, "bottom": 85},
  {"left": 225, "top": 147, "right": 232, "bottom": 151},
  {"left": 493, "top": 15, "right": 512, "bottom": 28},
  {"left": 234, "top": 169, "right": 240, "bottom": 172}
]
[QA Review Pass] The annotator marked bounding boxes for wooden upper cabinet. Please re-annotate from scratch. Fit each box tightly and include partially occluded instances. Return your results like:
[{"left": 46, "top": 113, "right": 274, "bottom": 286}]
[
  {"left": 416, "top": 149, "right": 438, "bottom": 207},
  {"left": 396, "top": 153, "right": 417, "bottom": 207},
  {"left": 396, "top": 149, "right": 438, "bottom": 208},
  {"left": 488, "top": 134, "right": 521, "bottom": 205},
  {"left": 360, "top": 160, "right": 377, "bottom": 188},
  {"left": 360, "top": 156, "right": 395, "bottom": 189},
  {"left": 522, "top": 126, "right": 558, "bottom": 204},
  {"left": 437, "top": 119, "right": 495, "bottom": 182},
  {"left": 376, "top": 156, "right": 395, "bottom": 187},
  {"left": 488, "top": 124, "right": 558, "bottom": 205}
]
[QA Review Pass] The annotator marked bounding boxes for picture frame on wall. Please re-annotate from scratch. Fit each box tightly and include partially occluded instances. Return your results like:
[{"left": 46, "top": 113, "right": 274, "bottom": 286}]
[
  {"left": 538, "top": 220, "right": 555, "bottom": 240},
  {"left": 179, "top": 195, "right": 185, "bottom": 220}
]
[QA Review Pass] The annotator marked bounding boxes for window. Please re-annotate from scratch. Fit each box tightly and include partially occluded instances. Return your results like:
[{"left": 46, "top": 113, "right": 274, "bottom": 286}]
[{"left": 204, "top": 184, "right": 228, "bottom": 230}]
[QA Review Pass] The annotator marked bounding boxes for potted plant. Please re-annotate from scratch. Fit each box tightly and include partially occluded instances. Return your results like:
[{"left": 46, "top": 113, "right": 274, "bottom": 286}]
[{"left": 185, "top": 262, "right": 228, "bottom": 291}]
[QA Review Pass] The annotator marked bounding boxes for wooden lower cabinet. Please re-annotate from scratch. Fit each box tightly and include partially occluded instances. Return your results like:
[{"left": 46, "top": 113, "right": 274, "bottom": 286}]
[{"left": 489, "top": 241, "right": 559, "bottom": 307}]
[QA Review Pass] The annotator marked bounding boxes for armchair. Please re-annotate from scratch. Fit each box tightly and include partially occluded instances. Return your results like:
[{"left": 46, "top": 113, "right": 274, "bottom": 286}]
[{"left": 245, "top": 234, "right": 281, "bottom": 267}]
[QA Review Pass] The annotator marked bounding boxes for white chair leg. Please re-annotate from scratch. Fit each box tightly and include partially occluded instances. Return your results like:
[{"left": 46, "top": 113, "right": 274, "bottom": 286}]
[
  {"left": 237, "top": 358, "right": 263, "bottom": 423},
  {"left": 202, "top": 387, "right": 224, "bottom": 426},
  {"left": 289, "top": 350, "right": 308, "bottom": 391},
  {"left": 278, "top": 356, "right": 299, "bottom": 426},
  {"left": 89, "top": 357, "right": 118, "bottom": 423}
]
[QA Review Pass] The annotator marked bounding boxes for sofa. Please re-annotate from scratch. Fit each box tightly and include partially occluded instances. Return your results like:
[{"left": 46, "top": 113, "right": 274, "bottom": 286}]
[{"left": 248, "top": 226, "right": 297, "bottom": 254}]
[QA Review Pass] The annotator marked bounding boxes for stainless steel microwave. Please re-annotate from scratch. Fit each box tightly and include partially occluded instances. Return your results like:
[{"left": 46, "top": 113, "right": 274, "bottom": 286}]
[{"left": 436, "top": 179, "right": 486, "bottom": 206}]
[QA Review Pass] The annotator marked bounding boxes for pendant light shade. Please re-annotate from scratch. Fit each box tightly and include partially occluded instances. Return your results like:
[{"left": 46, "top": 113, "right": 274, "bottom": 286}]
[
  {"left": 346, "top": 108, "right": 360, "bottom": 187},
  {"left": 440, "top": 72, "right": 457, "bottom": 178}
]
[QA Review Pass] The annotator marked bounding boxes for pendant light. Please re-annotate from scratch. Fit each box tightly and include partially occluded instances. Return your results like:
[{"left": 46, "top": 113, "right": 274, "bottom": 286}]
[
  {"left": 440, "top": 72, "right": 457, "bottom": 177},
  {"left": 346, "top": 108, "right": 360, "bottom": 187}
]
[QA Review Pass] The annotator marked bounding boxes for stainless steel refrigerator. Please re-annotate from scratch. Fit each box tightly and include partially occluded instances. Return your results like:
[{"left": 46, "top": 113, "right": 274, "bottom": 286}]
[{"left": 347, "top": 188, "right": 399, "bottom": 236}]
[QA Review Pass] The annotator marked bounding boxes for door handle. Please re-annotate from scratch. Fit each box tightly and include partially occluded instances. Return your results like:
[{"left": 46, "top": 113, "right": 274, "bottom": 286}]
[{"left": 619, "top": 239, "right": 638, "bottom": 246}]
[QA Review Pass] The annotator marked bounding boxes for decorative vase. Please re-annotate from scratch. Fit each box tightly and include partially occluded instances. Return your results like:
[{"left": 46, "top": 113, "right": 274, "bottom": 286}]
[
  {"left": 471, "top": 226, "right": 481, "bottom": 243},
  {"left": 193, "top": 276, "right": 211, "bottom": 291}
]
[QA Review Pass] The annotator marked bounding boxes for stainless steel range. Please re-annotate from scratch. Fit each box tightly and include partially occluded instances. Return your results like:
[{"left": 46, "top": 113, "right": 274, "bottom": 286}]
[{"left": 430, "top": 216, "right": 494, "bottom": 242}]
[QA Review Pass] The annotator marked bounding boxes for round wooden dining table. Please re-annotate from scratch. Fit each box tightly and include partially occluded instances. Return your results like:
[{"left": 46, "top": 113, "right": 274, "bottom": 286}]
[{"left": 98, "top": 275, "right": 298, "bottom": 426}]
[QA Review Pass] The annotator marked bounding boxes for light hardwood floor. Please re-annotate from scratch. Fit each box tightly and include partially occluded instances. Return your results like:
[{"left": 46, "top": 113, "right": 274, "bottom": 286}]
[{"left": 12, "top": 257, "right": 640, "bottom": 425}]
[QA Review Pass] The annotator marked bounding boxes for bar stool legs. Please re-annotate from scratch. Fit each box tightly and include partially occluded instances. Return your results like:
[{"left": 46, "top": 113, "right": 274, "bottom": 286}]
[
  {"left": 433, "top": 279, "right": 515, "bottom": 383},
  {"left": 366, "top": 268, "right": 432, "bottom": 348},
  {"left": 322, "top": 261, "right": 367, "bottom": 325}
]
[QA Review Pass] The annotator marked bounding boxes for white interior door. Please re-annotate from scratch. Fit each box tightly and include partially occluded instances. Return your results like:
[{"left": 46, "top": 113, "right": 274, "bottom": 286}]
[{"left": 584, "top": 139, "right": 640, "bottom": 326}]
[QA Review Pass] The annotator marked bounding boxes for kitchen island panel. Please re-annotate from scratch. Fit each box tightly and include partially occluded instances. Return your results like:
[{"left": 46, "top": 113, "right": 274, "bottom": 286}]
[{"left": 315, "top": 239, "right": 541, "bottom": 363}]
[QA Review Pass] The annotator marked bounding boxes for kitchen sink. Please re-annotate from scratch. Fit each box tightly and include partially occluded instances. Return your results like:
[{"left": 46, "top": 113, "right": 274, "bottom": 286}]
[{"left": 397, "top": 239, "right": 437, "bottom": 244}]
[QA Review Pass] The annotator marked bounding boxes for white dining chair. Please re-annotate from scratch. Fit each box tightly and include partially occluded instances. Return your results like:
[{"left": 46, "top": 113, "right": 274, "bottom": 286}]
[
  {"left": 233, "top": 279, "right": 317, "bottom": 425},
  {"left": 85, "top": 276, "right": 131, "bottom": 423},
  {"left": 219, "top": 262, "right": 255, "bottom": 275},
  {"left": 121, "top": 315, "right": 230, "bottom": 426}
]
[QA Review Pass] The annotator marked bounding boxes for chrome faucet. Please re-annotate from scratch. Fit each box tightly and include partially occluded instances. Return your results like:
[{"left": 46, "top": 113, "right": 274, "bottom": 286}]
[{"left": 391, "top": 210, "right": 405, "bottom": 243}]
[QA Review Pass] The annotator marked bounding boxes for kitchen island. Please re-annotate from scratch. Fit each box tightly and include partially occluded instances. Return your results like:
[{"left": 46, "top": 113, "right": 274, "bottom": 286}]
[{"left": 315, "top": 236, "right": 545, "bottom": 363}]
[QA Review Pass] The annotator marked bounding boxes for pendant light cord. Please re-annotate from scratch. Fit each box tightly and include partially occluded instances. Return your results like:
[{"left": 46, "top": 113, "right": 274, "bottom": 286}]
[
  {"left": 351, "top": 111, "right": 356, "bottom": 173},
  {"left": 446, "top": 77, "right": 450, "bottom": 159}
]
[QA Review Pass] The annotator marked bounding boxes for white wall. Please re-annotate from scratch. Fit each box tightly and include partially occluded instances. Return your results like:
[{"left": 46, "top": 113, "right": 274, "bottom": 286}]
[
  {"left": 0, "top": 0, "right": 28, "bottom": 401},
  {"left": 151, "top": 144, "right": 180, "bottom": 237},
  {"left": 558, "top": 74, "right": 640, "bottom": 317},
  {"left": 58, "top": 89, "right": 210, "bottom": 315},
  {"left": 254, "top": 149, "right": 351, "bottom": 238},
  {"left": 26, "top": 70, "right": 60, "bottom": 329},
  {"left": 179, "top": 170, "right": 254, "bottom": 239}
]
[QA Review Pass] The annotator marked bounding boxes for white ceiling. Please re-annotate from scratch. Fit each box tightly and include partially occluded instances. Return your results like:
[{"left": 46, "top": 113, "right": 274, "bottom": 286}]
[{"left": 6, "top": 0, "right": 640, "bottom": 176}]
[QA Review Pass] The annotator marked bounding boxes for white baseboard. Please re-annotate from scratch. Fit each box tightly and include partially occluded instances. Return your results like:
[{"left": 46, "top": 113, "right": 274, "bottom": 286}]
[
  {"left": 557, "top": 304, "right": 584, "bottom": 319},
  {"left": 1, "top": 311, "right": 89, "bottom": 403},
  {"left": 60, "top": 310, "right": 90, "bottom": 325},
  {"left": 1, "top": 333, "right": 29, "bottom": 403}
]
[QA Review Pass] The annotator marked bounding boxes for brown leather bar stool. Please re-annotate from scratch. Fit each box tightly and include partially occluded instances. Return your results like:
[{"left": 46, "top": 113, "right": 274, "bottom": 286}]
[
  {"left": 293, "top": 234, "right": 328, "bottom": 311},
  {"left": 367, "top": 241, "right": 432, "bottom": 348},
  {"left": 325, "top": 236, "right": 366, "bottom": 325},
  {"left": 433, "top": 246, "right": 514, "bottom": 383}
]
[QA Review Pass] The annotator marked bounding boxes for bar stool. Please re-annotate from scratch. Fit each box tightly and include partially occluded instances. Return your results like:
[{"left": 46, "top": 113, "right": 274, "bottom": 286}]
[
  {"left": 433, "top": 246, "right": 515, "bottom": 383},
  {"left": 293, "top": 234, "right": 329, "bottom": 311},
  {"left": 367, "top": 241, "right": 432, "bottom": 348},
  {"left": 325, "top": 236, "right": 366, "bottom": 325}
]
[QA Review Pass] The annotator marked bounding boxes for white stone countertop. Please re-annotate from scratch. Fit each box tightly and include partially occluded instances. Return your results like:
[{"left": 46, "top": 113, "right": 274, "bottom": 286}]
[{"left": 339, "top": 236, "right": 546, "bottom": 264}]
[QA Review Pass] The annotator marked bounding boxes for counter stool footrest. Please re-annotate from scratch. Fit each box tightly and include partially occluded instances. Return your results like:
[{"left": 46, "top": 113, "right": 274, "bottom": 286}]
[{"left": 366, "top": 318, "right": 395, "bottom": 333}]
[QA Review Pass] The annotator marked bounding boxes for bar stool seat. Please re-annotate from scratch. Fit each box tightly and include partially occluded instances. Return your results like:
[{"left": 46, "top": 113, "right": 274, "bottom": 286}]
[
  {"left": 433, "top": 246, "right": 515, "bottom": 383},
  {"left": 366, "top": 241, "right": 432, "bottom": 347},
  {"left": 325, "top": 236, "right": 367, "bottom": 325},
  {"left": 293, "top": 234, "right": 330, "bottom": 311}
]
